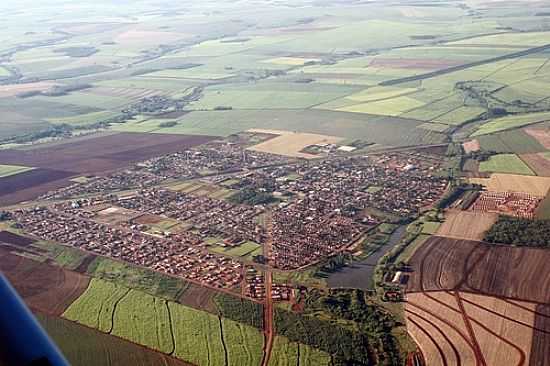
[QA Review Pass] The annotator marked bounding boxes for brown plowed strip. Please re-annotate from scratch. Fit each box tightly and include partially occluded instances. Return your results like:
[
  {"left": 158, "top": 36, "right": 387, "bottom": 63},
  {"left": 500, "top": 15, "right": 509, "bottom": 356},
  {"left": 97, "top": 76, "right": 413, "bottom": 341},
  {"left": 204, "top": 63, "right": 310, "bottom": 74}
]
[{"left": 453, "top": 292, "right": 487, "bottom": 366}]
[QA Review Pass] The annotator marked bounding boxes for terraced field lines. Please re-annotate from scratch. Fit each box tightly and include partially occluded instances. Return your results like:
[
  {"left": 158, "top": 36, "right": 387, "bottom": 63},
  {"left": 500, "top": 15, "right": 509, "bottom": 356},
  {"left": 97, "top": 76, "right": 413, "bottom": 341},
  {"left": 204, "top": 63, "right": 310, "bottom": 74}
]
[{"left": 63, "top": 278, "right": 130, "bottom": 333}]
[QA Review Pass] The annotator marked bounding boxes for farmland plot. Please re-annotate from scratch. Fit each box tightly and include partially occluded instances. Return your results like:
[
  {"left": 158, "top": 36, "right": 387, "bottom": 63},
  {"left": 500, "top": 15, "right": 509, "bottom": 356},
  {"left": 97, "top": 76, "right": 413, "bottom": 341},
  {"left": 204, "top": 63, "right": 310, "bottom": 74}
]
[
  {"left": 63, "top": 278, "right": 129, "bottom": 332},
  {"left": 437, "top": 210, "right": 497, "bottom": 241}
]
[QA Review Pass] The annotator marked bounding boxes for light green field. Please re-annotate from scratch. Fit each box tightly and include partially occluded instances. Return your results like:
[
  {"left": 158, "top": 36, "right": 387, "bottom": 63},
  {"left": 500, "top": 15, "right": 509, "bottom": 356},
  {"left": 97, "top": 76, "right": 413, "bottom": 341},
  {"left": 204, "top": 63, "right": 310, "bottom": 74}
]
[
  {"left": 111, "top": 290, "right": 174, "bottom": 354},
  {"left": 262, "top": 57, "right": 319, "bottom": 66},
  {"left": 98, "top": 77, "right": 196, "bottom": 91},
  {"left": 335, "top": 96, "right": 425, "bottom": 116},
  {"left": 479, "top": 154, "right": 535, "bottom": 176},
  {"left": 169, "top": 301, "right": 226, "bottom": 365},
  {"left": 269, "top": 336, "right": 331, "bottom": 366},
  {"left": 63, "top": 278, "right": 129, "bottom": 333},
  {"left": 144, "top": 68, "right": 235, "bottom": 80},
  {"left": 345, "top": 87, "right": 419, "bottom": 103},
  {"left": 448, "top": 31, "right": 550, "bottom": 47},
  {"left": 0, "top": 164, "right": 34, "bottom": 177},
  {"left": 190, "top": 82, "right": 358, "bottom": 110},
  {"left": 0, "top": 66, "right": 10, "bottom": 77},
  {"left": 33, "top": 92, "right": 130, "bottom": 110},
  {"left": 222, "top": 318, "right": 264, "bottom": 365},
  {"left": 137, "top": 109, "right": 445, "bottom": 147},
  {"left": 421, "top": 221, "right": 441, "bottom": 235},
  {"left": 433, "top": 106, "right": 486, "bottom": 126},
  {"left": 472, "top": 111, "right": 550, "bottom": 136},
  {"left": 209, "top": 241, "right": 262, "bottom": 258}
]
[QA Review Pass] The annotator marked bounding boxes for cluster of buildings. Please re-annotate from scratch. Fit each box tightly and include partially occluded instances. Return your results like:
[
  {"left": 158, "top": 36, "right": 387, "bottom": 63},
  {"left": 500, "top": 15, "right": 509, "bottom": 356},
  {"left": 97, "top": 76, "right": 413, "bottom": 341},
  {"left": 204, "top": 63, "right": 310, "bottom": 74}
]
[
  {"left": 41, "top": 140, "right": 287, "bottom": 200},
  {"left": 10, "top": 206, "right": 243, "bottom": 289},
  {"left": 470, "top": 191, "right": 543, "bottom": 219},
  {"left": 244, "top": 267, "right": 265, "bottom": 300}
]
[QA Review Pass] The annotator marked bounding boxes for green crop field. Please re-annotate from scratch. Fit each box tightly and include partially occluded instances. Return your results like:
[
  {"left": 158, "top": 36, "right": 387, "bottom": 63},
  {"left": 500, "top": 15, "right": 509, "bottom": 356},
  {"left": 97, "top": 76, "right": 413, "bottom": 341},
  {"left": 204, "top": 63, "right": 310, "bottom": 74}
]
[
  {"left": 472, "top": 111, "right": 550, "bottom": 137},
  {"left": 479, "top": 154, "right": 535, "bottom": 176},
  {"left": 0, "top": 164, "right": 34, "bottom": 177},
  {"left": 46, "top": 110, "right": 120, "bottom": 126},
  {"left": 38, "top": 314, "right": 187, "bottom": 366},
  {"left": 269, "top": 336, "right": 331, "bottom": 366},
  {"left": 169, "top": 301, "right": 226, "bottom": 365},
  {"left": 63, "top": 278, "right": 130, "bottom": 332},
  {"left": 477, "top": 130, "right": 546, "bottom": 154},
  {"left": 111, "top": 290, "right": 174, "bottom": 354},
  {"left": 222, "top": 318, "right": 264, "bottom": 365},
  {"left": 159, "top": 109, "right": 445, "bottom": 147}
]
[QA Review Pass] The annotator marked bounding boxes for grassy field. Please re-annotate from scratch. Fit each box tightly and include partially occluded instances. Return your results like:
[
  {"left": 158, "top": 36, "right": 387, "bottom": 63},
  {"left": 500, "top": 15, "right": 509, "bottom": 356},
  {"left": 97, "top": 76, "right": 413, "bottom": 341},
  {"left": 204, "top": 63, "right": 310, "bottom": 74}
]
[
  {"left": 0, "top": 164, "right": 34, "bottom": 177},
  {"left": 479, "top": 154, "right": 535, "bottom": 176},
  {"left": 31, "top": 241, "right": 90, "bottom": 270},
  {"left": 63, "top": 278, "right": 129, "bottom": 332},
  {"left": 209, "top": 241, "right": 263, "bottom": 258},
  {"left": 86, "top": 256, "right": 187, "bottom": 300}
]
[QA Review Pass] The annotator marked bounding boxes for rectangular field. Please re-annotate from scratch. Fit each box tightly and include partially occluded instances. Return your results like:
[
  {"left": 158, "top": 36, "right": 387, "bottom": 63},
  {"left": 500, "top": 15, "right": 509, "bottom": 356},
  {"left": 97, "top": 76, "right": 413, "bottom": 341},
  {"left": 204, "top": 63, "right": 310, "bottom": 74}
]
[
  {"left": 478, "top": 154, "right": 535, "bottom": 175},
  {"left": 406, "top": 236, "right": 550, "bottom": 303},
  {"left": 436, "top": 210, "right": 498, "bottom": 241},
  {"left": 246, "top": 129, "right": 344, "bottom": 158},
  {"left": 469, "top": 173, "right": 550, "bottom": 196},
  {"left": 0, "top": 164, "right": 34, "bottom": 177}
]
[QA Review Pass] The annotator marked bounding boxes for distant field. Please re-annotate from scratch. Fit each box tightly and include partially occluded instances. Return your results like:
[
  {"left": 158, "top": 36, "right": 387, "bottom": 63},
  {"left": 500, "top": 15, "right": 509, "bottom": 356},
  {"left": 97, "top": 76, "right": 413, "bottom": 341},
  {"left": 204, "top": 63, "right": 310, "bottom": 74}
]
[
  {"left": 479, "top": 154, "right": 535, "bottom": 175},
  {"left": 470, "top": 174, "right": 550, "bottom": 196},
  {"left": 477, "top": 129, "right": 546, "bottom": 154},
  {"left": 472, "top": 111, "right": 550, "bottom": 136},
  {"left": 46, "top": 110, "right": 119, "bottom": 126},
  {"left": 247, "top": 129, "right": 344, "bottom": 158},
  {"left": 0, "top": 164, "right": 34, "bottom": 177},
  {"left": 160, "top": 109, "right": 446, "bottom": 147}
]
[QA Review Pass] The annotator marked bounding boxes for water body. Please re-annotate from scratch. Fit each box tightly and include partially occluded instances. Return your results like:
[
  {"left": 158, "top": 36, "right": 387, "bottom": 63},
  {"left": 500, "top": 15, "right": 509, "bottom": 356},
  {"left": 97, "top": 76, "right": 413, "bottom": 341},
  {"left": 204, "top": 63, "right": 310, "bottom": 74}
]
[{"left": 326, "top": 225, "right": 407, "bottom": 290}]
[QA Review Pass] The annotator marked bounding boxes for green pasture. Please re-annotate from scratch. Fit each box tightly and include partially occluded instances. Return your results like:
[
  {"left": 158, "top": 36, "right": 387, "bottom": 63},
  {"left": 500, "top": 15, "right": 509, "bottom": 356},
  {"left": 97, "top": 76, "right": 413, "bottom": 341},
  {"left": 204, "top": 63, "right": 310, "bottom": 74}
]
[{"left": 479, "top": 154, "right": 535, "bottom": 175}]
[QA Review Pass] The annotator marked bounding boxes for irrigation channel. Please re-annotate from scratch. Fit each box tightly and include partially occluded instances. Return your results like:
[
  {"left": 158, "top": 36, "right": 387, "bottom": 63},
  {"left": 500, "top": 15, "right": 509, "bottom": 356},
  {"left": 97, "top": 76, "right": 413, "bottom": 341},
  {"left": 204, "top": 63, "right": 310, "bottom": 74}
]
[{"left": 327, "top": 225, "right": 407, "bottom": 290}]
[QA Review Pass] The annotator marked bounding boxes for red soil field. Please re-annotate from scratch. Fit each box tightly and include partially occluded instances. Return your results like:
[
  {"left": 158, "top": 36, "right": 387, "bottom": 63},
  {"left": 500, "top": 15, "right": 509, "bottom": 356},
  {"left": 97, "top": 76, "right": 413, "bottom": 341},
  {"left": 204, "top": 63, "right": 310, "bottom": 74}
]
[
  {"left": 521, "top": 153, "right": 550, "bottom": 177},
  {"left": 369, "top": 58, "right": 463, "bottom": 70},
  {"left": 0, "top": 248, "right": 90, "bottom": 315},
  {"left": 0, "top": 168, "right": 74, "bottom": 205},
  {"left": 0, "top": 132, "right": 215, "bottom": 205},
  {"left": 0, "top": 231, "right": 35, "bottom": 246},
  {"left": 0, "top": 132, "right": 215, "bottom": 174},
  {"left": 177, "top": 283, "right": 218, "bottom": 314},
  {"left": 406, "top": 236, "right": 550, "bottom": 303}
]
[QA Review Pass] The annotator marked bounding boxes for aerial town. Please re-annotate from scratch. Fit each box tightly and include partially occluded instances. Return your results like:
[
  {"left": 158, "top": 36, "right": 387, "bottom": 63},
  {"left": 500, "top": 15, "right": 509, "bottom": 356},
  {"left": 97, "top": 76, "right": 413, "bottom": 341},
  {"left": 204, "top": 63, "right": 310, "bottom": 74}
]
[{"left": 9, "top": 140, "right": 449, "bottom": 292}]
